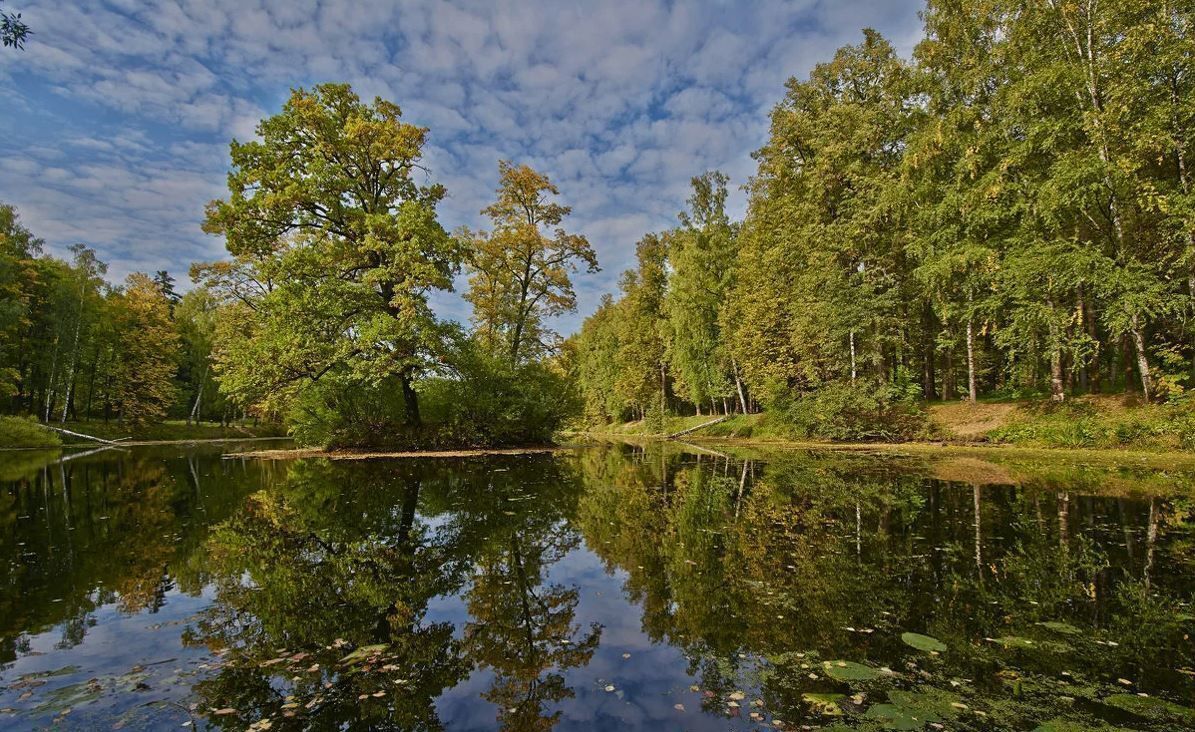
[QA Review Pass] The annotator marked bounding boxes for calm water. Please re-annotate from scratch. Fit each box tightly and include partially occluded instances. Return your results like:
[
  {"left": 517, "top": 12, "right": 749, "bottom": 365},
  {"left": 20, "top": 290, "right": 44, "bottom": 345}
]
[{"left": 1, "top": 441, "right": 1194, "bottom": 731}]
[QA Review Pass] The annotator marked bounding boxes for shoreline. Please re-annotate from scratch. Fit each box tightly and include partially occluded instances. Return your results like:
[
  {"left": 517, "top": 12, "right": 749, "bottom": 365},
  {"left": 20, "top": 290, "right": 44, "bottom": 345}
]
[
  {"left": 0, "top": 436, "right": 293, "bottom": 452},
  {"left": 573, "top": 431, "right": 1195, "bottom": 467},
  {"left": 226, "top": 445, "right": 569, "bottom": 460}
]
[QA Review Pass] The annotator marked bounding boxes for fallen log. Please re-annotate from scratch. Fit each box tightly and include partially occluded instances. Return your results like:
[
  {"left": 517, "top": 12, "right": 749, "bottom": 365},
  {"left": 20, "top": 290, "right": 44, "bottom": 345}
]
[
  {"left": 667, "top": 415, "right": 729, "bottom": 440},
  {"left": 40, "top": 424, "right": 125, "bottom": 445}
]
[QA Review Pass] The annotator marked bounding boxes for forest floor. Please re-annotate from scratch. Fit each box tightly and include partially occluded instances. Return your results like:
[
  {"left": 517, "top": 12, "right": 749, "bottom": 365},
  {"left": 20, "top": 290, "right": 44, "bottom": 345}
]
[{"left": 583, "top": 393, "right": 1195, "bottom": 453}]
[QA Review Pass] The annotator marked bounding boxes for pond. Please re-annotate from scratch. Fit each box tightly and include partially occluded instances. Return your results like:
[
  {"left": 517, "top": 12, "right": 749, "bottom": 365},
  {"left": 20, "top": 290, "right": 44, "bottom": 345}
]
[{"left": 1, "top": 441, "right": 1193, "bottom": 730}]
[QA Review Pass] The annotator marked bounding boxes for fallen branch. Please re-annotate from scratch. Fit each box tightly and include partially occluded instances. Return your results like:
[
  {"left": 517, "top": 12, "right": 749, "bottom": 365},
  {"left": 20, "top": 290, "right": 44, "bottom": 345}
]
[
  {"left": 667, "top": 416, "right": 729, "bottom": 439},
  {"left": 39, "top": 424, "right": 125, "bottom": 445}
]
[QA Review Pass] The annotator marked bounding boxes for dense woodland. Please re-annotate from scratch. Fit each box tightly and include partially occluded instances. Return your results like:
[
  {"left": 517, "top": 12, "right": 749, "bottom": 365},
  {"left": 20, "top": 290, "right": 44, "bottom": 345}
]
[
  {"left": 6, "top": 0, "right": 1195, "bottom": 447},
  {"left": 574, "top": 0, "right": 1195, "bottom": 434}
]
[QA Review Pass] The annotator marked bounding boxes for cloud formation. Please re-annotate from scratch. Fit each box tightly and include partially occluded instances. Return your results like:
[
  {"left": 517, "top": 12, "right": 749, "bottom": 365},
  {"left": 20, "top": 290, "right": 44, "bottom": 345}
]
[{"left": 0, "top": 0, "right": 924, "bottom": 330}]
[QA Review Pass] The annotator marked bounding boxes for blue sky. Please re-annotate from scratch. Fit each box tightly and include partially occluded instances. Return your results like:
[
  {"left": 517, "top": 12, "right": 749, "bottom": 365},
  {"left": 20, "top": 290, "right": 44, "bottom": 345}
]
[{"left": 0, "top": 0, "right": 924, "bottom": 332}]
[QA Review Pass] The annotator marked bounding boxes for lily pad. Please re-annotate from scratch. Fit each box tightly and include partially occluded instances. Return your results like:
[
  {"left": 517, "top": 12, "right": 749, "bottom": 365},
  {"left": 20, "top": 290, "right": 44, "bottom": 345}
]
[
  {"left": 32, "top": 679, "right": 104, "bottom": 714},
  {"left": 865, "top": 703, "right": 929, "bottom": 730},
  {"left": 823, "top": 660, "right": 886, "bottom": 682},
  {"left": 1103, "top": 693, "right": 1195, "bottom": 723},
  {"left": 802, "top": 692, "right": 844, "bottom": 716},
  {"left": 865, "top": 689, "right": 962, "bottom": 730},
  {"left": 1033, "top": 721, "right": 1134, "bottom": 732},
  {"left": 901, "top": 632, "right": 947, "bottom": 653},
  {"left": 1036, "top": 621, "right": 1083, "bottom": 636}
]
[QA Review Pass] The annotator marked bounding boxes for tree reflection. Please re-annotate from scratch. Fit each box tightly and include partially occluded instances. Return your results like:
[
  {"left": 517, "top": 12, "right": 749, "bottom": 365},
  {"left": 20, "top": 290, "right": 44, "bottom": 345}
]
[
  {"left": 572, "top": 442, "right": 1195, "bottom": 730},
  {"left": 186, "top": 455, "right": 594, "bottom": 730}
]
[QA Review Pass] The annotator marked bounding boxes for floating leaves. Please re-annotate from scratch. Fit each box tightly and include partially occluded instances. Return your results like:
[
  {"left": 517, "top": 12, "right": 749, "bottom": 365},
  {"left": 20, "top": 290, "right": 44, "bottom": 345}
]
[
  {"left": 864, "top": 689, "right": 963, "bottom": 730},
  {"left": 1103, "top": 694, "right": 1195, "bottom": 723},
  {"left": 823, "top": 660, "right": 887, "bottom": 682},
  {"left": 1035, "top": 621, "right": 1082, "bottom": 636},
  {"left": 802, "top": 692, "right": 845, "bottom": 716},
  {"left": 901, "top": 632, "right": 947, "bottom": 653}
]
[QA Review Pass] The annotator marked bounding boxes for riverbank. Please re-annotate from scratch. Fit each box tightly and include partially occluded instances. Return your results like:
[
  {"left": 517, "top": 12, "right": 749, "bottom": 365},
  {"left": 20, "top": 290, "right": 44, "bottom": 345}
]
[
  {"left": 585, "top": 394, "right": 1195, "bottom": 453},
  {"left": 228, "top": 446, "right": 566, "bottom": 460},
  {"left": 0, "top": 417, "right": 288, "bottom": 449}
]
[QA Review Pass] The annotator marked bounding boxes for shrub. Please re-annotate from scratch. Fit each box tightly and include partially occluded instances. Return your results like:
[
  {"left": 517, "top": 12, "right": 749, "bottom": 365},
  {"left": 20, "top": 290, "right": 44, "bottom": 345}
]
[
  {"left": 0, "top": 416, "right": 62, "bottom": 448},
  {"left": 420, "top": 343, "right": 578, "bottom": 447},
  {"left": 285, "top": 340, "right": 579, "bottom": 449},
  {"left": 286, "top": 377, "right": 415, "bottom": 449},
  {"left": 764, "top": 378, "right": 927, "bottom": 442}
]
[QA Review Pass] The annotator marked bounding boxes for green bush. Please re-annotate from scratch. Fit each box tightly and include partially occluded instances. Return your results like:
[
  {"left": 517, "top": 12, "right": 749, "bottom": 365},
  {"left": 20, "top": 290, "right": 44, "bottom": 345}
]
[
  {"left": 285, "top": 339, "right": 579, "bottom": 449},
  {"left": 0, "top": 416, "right": 62, "bottom": 448},
  {"left": 420, "top": 342, "right": 578, "bottom": 448},
  {"left": 764, "top": 378, "right": 927, "bottom": 442},
  {"left": 286, "top": 376, "right": 416, "bottom": 449}
]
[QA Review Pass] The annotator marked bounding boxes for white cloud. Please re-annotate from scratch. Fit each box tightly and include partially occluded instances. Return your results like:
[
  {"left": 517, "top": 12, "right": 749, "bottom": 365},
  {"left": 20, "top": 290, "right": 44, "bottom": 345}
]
[{"left": 2, "top": 0, "right": 926, "bottom": 330}]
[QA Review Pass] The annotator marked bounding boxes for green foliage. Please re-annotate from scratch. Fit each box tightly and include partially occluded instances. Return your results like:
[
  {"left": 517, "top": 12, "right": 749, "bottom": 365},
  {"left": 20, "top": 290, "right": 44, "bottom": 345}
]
[
  {"left": 989, "top": 400, "right": 1195, "bottom": 451},
  {"left": 286, "top": 337, "right": 577, "bottom": 449},
  {"left": 0, "top": 415, "right": 59, "bottom": 448},
  {"left": 0, "top": 4, "right": 30, "bottom": 50},
  {"left": 571, "top": 4, "right": 1195, "bottom": 434},
  {"left": 198, "top": 83, "right": 461, "bottom": 425},
  {"left": 764, "top": 380, "right": 927, "bottom": 442},
  {"left": 419, "top": 339, "right": 578, "bottom": 447},
  {"left": 284, "top": 376, "right": 415, "bottom": 449}
]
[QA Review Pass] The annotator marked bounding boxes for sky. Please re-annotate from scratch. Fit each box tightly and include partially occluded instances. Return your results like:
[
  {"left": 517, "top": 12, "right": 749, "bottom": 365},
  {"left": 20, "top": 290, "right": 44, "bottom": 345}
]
[{"left": 0, "top": 0, "right": 925, "bottom": 333}]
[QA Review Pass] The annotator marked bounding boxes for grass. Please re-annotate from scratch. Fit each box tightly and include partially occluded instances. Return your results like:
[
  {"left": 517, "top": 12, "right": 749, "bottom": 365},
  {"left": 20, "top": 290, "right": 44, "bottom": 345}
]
[
  {"left": 978, "top": 396, "right": 1195, "bottom": 451},
  {"left": 0, "top": 415, "right": 62, "bottom": 448},
  {"left": 3, "top": 418, "right": 288, "bottom": 447},
  {"left": 582, "top": 393, "right": 1195, "bottom": 453}
]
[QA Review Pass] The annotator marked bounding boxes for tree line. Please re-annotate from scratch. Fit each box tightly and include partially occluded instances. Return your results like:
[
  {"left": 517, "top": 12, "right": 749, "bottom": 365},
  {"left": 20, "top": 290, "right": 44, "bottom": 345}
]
[
  {"left": 0, "top": 205, "right": 231, "bottom": 426},
  {"left": 573, "top": 0, "right": 1195, "bottom": 428}
]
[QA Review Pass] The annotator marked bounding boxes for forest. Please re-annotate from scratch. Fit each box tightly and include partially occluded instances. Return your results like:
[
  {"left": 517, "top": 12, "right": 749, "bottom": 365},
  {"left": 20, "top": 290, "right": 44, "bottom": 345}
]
[
  {"left": 5, "top": 0, "right": 1195, "bottom": 449},
  {"left": 573, "top": 0, "right": 1195, "bottom": 441}
]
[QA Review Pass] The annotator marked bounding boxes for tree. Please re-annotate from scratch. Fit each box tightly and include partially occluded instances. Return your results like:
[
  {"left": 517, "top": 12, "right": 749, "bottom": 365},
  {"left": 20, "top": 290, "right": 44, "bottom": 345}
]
[
  {"left": 463, "top": 161, "right": 598, "bottom": 363},
  {"left": 728, "top": 30, "right": 915, "bottom": 399},
  {"left": 613, "top": 233, "right": 671, "bottom": 420},
  {"left": 666, "top": 171, "right": 744, "bottom": 414},
  {"left": 1, "top": 4, "right": 29, "bottom": 50},
  {"left": 200, "top": 83, "right": 461, "bottom": 427},
  {"left": 174, "top": 287, "right": 223, "bottom": 424},
  {"left": 110, "top": 273, "right": 178, "bottom": 425},
  {"left": 54, "top": 245, "right": 106, "bottom": 423},
  {"left": 0, "top": 203, "right": 42, "bottom": 401}
]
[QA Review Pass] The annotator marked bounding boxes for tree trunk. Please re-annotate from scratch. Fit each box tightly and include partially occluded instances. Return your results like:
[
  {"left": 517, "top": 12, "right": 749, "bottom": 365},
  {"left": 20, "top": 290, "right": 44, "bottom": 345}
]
[
  {"left": 966, "top": 317, "right": 977, "bottom": 403},
  {"left": 43, "top": 335, "right": 61, "bottom": 422},
  {"left": 731, "top": 357, "right": 748, "bottom": 414},
  {"left": 660, "top": 361, "right": 667, "bottom": 418},
  {"left": 943, "top": 345, "right": 955, "bottom": 401},
  {"left": 849, "top": 329, "right": 857, "bottom": 384},
  {"left": 1047, "top": 299, "right": 1065, "bottom": 401},
  {"left": 400, "top": 370, "right": 421, "bottom": 427},
  {"left": 189, "top": 364, "right": 209, "bottom": 425},
  {"left": 1130, "top": 313, "right": 1154, "bottom": 401},
  {"left": 1050, "top": 345, "right": 1065, "bottom": 402}
]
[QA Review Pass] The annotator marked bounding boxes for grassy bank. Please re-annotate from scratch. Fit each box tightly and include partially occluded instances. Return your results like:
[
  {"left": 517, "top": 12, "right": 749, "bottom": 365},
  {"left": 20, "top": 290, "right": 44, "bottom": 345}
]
[
  {"left": 582, "top": 394, "right": 1195, "bottom": 452},
  {"left": 0, "top": 418, "right": 287, "bottom": 448}
]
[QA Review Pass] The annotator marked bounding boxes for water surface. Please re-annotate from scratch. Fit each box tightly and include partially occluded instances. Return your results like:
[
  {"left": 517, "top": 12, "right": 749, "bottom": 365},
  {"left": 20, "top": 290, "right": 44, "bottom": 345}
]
[{"left": 2, "top": 441, "right": 1193, "bottom": 730}]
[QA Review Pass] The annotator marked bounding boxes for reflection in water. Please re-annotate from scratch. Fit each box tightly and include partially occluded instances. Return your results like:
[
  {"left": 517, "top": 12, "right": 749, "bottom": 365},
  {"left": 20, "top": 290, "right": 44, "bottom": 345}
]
[{"left": 0, "top": 442, "right": 1193, "bottom": 730}]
